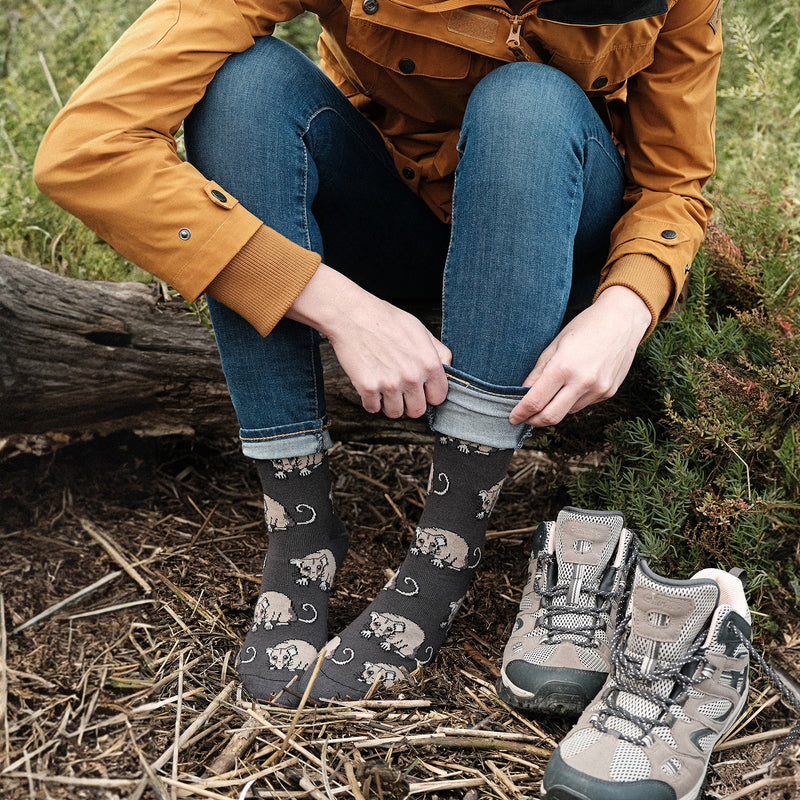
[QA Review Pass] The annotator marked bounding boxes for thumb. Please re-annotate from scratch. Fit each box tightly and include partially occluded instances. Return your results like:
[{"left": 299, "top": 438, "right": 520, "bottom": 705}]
[{"left": 434, "top": 339, "right": 453, "bottom": 366}]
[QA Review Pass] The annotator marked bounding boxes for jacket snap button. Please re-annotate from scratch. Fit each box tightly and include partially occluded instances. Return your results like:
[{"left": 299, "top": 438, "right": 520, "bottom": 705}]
[
  {"left": 398, "top": 58, "right": 415, "bottom": 74},
  {"left": 211, "top": 189, "right": 228, "bottom": 203},
  {"left": 592, "top": 75, "right": 608, "bottom": 89},
  {"left": 661, "top": 229, "right": 678, "bottom": 240},
  {"left": 402, "top": 167, "right": 415, "bottom": 180},
  {"left": 178, "top": 228, "right": 191, "bottom": 240},
  {"left": 362, "top": 0, "right": 379, "bottom": 13}
]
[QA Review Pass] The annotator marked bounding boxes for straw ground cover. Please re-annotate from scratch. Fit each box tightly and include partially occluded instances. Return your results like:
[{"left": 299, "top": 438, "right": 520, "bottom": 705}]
[
  {"left": 2, "top": 0, "right": 799, "bottom": 796},
  {"left": 2, "top": 436, "right": 799, "bottom": 799}
]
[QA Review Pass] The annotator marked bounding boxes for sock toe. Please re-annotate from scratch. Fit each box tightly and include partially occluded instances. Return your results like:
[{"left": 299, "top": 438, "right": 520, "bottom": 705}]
[
  {"left": 238, "top": 666, "right": 301, "bottom": 705},
  {"left": 298, "top": 661, "right": 369, "bottom": 702}
]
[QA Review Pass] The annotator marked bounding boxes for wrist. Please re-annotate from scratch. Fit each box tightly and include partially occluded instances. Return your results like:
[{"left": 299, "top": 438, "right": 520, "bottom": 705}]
[
  {"left": 285, "top": 263, "right": 363, "bottom": 337},
  {"left": 596, "top": 285, "right": 653, "bottom": 333}
]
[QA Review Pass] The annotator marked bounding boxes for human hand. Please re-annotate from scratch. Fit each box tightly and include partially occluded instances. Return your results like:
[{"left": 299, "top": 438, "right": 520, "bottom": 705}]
[
  {"left": 508, "top": 286, "right": 652, "bottom": 427},
  {"left": 286, "top": 264, "right": 451, "bottom": 418}
]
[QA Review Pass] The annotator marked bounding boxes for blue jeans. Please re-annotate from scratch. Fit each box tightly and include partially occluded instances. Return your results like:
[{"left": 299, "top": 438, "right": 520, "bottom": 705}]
[{"left": 184, "top": 37, "right": 625, "bottom": 459}]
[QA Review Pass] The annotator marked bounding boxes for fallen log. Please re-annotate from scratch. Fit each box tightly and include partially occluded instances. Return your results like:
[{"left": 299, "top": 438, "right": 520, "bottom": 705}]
[{"left": 0, "top": 254, "right": 434, "bottom": 456}]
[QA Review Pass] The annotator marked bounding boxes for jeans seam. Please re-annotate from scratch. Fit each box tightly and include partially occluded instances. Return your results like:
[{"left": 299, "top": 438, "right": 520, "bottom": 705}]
[
  {"left": 440, "top": 164, "right": 461, "bottom": 346},
  {"left": 585, "top": 135, "right": 625, "bottom": 181},
  {"left": 446, "top": 373, "right": 525, "bottom": 400},
  {"left": 241, "top": 421, "right": 331, "bottom": 442},
  {"left": 302, "top": 106, "right": 408, "bottom": 190}
]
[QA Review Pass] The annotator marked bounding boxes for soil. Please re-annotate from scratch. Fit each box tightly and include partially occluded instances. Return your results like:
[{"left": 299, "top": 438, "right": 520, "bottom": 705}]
[{"left": 1, "top": 433, "right": 798, "bottom": 799}]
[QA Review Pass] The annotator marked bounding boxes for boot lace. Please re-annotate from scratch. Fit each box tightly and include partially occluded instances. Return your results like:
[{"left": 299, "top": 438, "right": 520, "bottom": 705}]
[
  {"left": 726, "top": 622, "right": 800, "bottom": 762},
  {"left": 534, "top": 536, "right": 639, "bottom": 649},
  {"left": 592, "top": 619, "right": 709, "bottom": 746}
]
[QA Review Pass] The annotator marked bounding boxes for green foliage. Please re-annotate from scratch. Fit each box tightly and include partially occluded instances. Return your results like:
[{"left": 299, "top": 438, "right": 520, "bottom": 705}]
[
  {"left": 1, "top": 1, "right": 152, "bottom": 280},
  {"left": 570, "top": 0, "right": 800, "bottom": 617},
  {"left": 0, "top": 1, "right": 319, "bottom": 279},
  {"left": 275, "top": 14, "right": 323, "bottom": 62}
]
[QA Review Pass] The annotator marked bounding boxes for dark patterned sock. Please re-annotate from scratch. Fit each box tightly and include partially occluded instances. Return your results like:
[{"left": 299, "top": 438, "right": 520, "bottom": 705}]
[
  {"left": 296, "top": 436, "right": 513, "bottom": 701},
  {"left": 237, "top": 452, "right": 349, "bottom": 702}
]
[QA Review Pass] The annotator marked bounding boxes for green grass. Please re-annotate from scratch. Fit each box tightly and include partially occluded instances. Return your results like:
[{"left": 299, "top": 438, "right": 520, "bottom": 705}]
[{"left": 0, "top": 2, "right": 318, "bottom": 280}]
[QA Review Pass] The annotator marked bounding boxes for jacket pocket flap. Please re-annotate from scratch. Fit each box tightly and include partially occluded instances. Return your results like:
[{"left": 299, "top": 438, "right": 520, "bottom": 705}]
[{"left": 346, "top": 17, "right": 472, "bottom": 79}]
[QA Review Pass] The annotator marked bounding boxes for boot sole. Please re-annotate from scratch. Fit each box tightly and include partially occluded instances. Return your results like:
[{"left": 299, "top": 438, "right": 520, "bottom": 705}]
[{"left": 496, "top": 675, "right": 590, "bottom": 718}]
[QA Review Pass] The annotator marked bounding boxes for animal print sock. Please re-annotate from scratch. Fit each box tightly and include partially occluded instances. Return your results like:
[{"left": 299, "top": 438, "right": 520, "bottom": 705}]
[
  {"left": 237, "top": 452, "right": 349, "bottom": 703},
  {"left": 296, "top": 435, "right": 513, "bottom": 701}
]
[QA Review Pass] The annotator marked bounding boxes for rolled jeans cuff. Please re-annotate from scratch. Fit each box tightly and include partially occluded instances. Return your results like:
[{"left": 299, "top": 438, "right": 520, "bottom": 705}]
[
  {"left": 427, "top": 365, "right": 532, "bottom": 450},
  {"left": 240, "top": 419, "right": 333, "bottom": 460}
]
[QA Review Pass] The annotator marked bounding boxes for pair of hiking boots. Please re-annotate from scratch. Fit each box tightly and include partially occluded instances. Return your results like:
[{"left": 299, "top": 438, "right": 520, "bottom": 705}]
[{"left": 497, "top": 507, "right": 753, "bottom": 800}]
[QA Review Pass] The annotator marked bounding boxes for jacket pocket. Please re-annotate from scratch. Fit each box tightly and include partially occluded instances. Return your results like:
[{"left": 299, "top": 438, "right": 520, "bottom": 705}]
[
  {"left": 345, "top": 17, "right": 472, "bottom": 83},
  {"left": 542, "top": 15, "right": 664, "bottom": 93}
]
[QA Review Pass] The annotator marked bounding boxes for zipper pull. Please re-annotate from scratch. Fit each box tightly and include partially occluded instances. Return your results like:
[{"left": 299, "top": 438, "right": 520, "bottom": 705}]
[{"left": 505, "top": 16, "right": 528, "bottom": 61}]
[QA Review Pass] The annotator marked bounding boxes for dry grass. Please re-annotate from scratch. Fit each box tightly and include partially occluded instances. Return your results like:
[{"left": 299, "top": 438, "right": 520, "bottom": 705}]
[{"left": 1, "top": 436, "right": 798, "bottom": 799}]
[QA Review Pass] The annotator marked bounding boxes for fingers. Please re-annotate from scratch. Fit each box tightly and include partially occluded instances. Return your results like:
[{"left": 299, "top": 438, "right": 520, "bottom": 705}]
[
  {"left": 362, "top": 356, "right": 447, "bottom": 419},
  {"left": 434, "top": 339, "right": 453, "bottom": 367},
  {"left": 509, "top": 359, "right": 619, "bottom": 426}
]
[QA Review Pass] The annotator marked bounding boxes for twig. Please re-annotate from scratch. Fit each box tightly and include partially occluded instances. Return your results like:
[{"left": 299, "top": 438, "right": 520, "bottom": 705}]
[
  {"left": 11, "top": 571, "right": 122, "bottom": 635},
  {"left": 344, "top": 467, "right": 390, "bottom": 491},
  {"left": 206, "top": 717, "right": 261, "bottom": 776},
  {"left": 486, "top": 525, "right": 538, "bottom": 540},
  {"left": 80, "top": 519, "right": 152, "bottom": 593},
  {"left": 721, "top": 440, "right": 751, "bottom": 502},
  {"left": 160, "top": 775, "right": 235, "bottom": 800},
  {"left": 344, "top": 761, "right": 367, "bottom": 800},
  {"left": 171, "top": 653, "right": 184, "bottom": 800},
  {"left": 129, "top": 726, "right": 170, "bottom": 800},
  {"left": 150, "top": 681, "right": 237, "bottom": 772},
  {"left": 0, "top": 773, "right": 137, "bottom": 788},
  {"left": 320, "top": 739, "right": 336, "bottom": 800},
  {"left": 714, "top": 725, "right": 795, "bottom": 752},
  {"left": 407, "top": 777, "right": 485, "bottom": 794},
  {"left": 263, "top": 649, "right": 327, "bottom": 768},
  {"left": 435, "top": 727, "right": 545, "bottom": 743},
  {"left": 0, "top": 594, "right": 8, "bottom": 767},
  {"left": 37, "top": 49, "right": 62, "bottom": 106},
  {"left": 354, "top": 732, "right": 550, "bottom": 756},
  {"left": 296, "top": 768, "right": 332, "bottom": 800},
  {"left": 324, "top": 698, "right": 430, "bottom": 709},
  {"left": 187, "top": 500, "right": 218, "bottom": 547},
  {"left": 717, "top": 775, "right": 800, "bottom": 800},
  {"left": 66, "top": 599, "right": 155, "bottom": 620},
  {"left": 486, "top": 760, "right": 524, "bottom": 800},
  {"left": 383, "top": 493, "right": 415, "bottom": 535}
]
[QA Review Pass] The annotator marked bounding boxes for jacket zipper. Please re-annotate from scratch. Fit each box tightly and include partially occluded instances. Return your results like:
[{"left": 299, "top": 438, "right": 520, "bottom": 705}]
[
  {"left": 491, "top": 5, "right": 545, "bottom": 62},
  {"left": 506, "top": 16, "right": 526, "bottom": 61}
]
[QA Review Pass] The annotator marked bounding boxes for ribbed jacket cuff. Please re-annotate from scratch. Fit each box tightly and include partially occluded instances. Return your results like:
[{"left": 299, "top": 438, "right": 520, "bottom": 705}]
[
  {"left": 205, "top": 226, "right": 322, "bottom": 336},
  {"left": 595, "top": 253, "right": 675, "bottom": 339}
]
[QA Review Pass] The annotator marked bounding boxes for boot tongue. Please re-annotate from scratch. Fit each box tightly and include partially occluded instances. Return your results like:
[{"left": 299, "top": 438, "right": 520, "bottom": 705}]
[
  {"left": 553, "top": 508, "right": 624, "bottom": 607},
  {"left": 625, "top": 564, "right": 720, "bottom": 674},
  {"left": 601, "top": 564, "right": 722, "bottom": 742}
]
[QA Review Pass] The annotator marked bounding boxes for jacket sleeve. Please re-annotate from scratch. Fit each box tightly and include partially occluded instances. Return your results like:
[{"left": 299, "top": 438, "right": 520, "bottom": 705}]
[
  {"left": 34, "top": 0, "right": 321, "bottom": 336},
  {"left": 596, "top": 0, "right": 723, "bottom": 333}
]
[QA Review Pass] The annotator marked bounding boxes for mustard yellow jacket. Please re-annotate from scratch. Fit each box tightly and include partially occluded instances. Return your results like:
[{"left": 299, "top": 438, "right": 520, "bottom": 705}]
[{"left": 34, "top": 0, "right": 723, "bottom": 336}]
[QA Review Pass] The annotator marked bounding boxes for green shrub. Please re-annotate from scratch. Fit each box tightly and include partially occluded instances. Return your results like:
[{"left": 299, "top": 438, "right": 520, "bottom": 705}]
[{"left": 570, "top": 0, "right": 800, "bottom": 620}]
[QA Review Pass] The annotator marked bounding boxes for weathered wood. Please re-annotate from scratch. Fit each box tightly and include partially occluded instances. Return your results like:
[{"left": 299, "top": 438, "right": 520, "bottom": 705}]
[{"left": 0, "top": 254, "right": 433, "bottom": 453}]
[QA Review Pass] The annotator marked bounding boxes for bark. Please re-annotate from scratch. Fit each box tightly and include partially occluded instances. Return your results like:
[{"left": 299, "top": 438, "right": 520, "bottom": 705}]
[{"left": 0, "top": 254, "right": 433, "bottom": 455}]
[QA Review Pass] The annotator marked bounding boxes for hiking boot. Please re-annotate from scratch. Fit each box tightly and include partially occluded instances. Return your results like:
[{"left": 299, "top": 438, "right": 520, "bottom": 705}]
[
  {"left": 541, "top": 561, "right": 751, "bottom": 800},
  {"left": 497, "top": 507, "right": 637, "bottom": 717}
]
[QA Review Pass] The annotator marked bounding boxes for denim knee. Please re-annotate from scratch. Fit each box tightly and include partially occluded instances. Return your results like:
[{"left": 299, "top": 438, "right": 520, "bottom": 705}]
[{"left": 461, "top": 62, "right": 595, "bottom": 147}]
